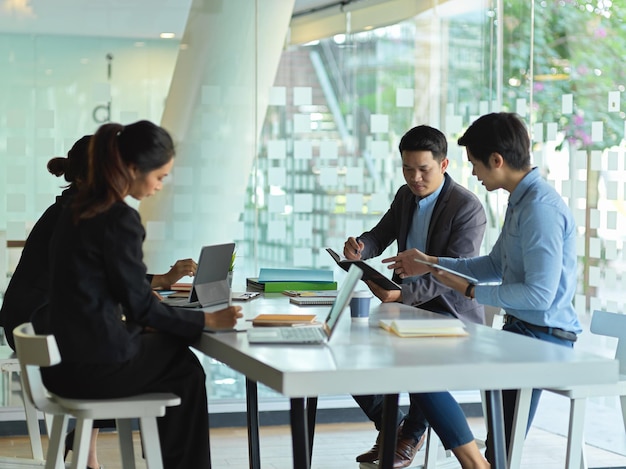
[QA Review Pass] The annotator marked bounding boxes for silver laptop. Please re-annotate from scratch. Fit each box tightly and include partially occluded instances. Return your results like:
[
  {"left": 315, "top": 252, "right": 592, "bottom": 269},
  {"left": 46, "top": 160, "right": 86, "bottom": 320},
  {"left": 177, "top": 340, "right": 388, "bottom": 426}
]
[
  {"left": 247, "top": 264, "right": 363, "bottom": 344},
  {"left": 163, "top": 243, "right": 235, "bottom": 308}
]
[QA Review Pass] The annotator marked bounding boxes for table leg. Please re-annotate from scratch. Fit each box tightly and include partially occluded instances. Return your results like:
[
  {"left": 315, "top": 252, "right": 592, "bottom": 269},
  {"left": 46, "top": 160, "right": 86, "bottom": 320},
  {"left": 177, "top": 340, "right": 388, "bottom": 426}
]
[
  {"left": 306, "top": 397, "right": 318, "bottom": 465},
  {"left": 380, "top": 394, "right": 399, "bottom": 469},
  {"left": 484, "top": 389, "right": 508, "bottom": 469},
  {"left": 508, "top": 388, "right": 531, "bottom": 469},
  {"left": 245, "top": 378, "right": 261, "bottom": 469},
  {"left": 290, "top": 397, "right": 311, "bottom": 469}
]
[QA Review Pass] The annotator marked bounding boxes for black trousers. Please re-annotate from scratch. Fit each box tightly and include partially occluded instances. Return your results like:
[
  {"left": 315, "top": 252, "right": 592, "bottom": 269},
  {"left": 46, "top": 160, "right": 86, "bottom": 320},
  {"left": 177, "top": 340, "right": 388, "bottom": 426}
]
[
  {"left": 353, "top": 394, "right": 429, "bottom": 440},
  {"left": 42, "top": 332, "right": 211, "bottom": 469}
]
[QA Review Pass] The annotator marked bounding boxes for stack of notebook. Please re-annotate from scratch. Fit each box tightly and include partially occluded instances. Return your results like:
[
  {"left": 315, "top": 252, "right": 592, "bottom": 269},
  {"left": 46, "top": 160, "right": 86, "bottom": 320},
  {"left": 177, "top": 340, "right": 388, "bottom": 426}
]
[
  {"left": 246, "top": 268, "right": 337, "bottom": 293},
  {"left": 282, "top": 289, "right": 339, "bottom": 306}
]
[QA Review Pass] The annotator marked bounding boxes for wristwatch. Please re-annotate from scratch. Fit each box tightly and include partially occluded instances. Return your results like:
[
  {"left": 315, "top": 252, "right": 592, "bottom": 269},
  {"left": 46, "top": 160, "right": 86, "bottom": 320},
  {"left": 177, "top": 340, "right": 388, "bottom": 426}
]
[{"left": 465, "top": 283, "right": 475, "bottom": 299}]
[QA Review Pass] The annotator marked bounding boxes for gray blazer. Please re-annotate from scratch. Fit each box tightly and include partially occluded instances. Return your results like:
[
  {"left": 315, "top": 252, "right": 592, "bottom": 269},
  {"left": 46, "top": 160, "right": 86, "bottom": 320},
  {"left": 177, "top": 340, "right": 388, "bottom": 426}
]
[{"left": 357, "top": 173, "right": 487, "bottom": 324}]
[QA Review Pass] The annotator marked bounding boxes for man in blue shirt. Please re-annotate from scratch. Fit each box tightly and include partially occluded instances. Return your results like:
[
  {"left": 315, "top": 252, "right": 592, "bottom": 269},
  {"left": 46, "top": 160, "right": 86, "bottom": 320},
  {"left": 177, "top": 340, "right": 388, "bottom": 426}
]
[
  {"left": 343, "top": 125, "right": 487, "bottom": 468},
  {"left": 383, "top": 112, "right": 582, "bottom": 465}
]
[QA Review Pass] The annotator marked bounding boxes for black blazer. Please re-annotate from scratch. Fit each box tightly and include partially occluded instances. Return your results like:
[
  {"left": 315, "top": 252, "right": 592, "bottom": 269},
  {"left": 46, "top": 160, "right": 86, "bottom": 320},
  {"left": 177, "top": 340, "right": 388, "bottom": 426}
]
[
  {"left": 0, "top": 188, "right": 156, "bottom": 350},
  {"left": 0, "top": 189, "right": 74, "bottom": 350},
  {"left": 32, "top": 201, "right": 204, "bottom": 364},
  {"left": 357, "top": 173, "right": 487, "bottom": 324}
]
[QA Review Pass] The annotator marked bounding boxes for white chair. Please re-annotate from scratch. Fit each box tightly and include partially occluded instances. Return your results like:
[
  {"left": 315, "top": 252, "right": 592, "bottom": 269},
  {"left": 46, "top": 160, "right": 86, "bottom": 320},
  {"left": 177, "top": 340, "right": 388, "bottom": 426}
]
[
  {"left": 13, "top": 322, "right": 181, "bottom": 469},
  {"left": 540, "top": 309, "right": 626, "bottom": 469},
  {"left": 0, "top": 343, "right": 46, "bottom": 468},
  {"left": 422, "top": 427, "right": 455, "bottom": 469}
]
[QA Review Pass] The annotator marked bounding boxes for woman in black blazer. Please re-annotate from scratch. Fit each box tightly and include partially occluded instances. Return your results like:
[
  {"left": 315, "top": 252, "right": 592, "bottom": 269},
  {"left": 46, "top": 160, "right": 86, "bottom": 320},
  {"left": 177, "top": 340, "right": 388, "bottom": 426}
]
[
  {"left": 32, "top": 120, "right": 242, "bottom": 469},
  {"left": 0, "top": 135, "right": 197, "bottom": 469},
  {"left": 1, "top": 137, "right": 196, "bottom": 351},
  {"left": 1, "top": 135, "right": 200, "bottom": 469}
]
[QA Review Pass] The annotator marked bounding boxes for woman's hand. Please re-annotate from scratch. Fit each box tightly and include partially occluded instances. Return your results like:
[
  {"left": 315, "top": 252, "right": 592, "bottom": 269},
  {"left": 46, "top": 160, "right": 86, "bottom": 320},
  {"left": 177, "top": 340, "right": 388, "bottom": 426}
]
[
  {"left": 381, "top": 249, "right": 436, "bottom": 278},
  {"left": 151, "top": 258, "right": 198, "bottom": 289},
  {"left": 204, "top": 306, "right": 243, "bottom": 330},
  {"left": 167, "top": 258, "right": 197, "bottom": 283}
]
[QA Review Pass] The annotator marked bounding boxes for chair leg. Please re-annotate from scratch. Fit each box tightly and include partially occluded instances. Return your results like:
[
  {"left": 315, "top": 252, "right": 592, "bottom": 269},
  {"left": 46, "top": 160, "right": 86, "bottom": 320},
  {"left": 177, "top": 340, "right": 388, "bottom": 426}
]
[
  {"left": 619, "top": 395, "right": 626, "bottom": 434},
  {"left": 564, "top": 397, "right": 586, "bottom": 469},
  {"left": 139, "top": 417, "right": 163, "bottom": 469},
  {"left": 579, "top": 442, "right": 588, "bottom": 469},
  {"left": 2, "top": 369, "right": 9, "bottom": 407},
  {"left": 71, "top": 418, "right": 94, "bottom": 469},
  {"left": 476, "top": 390, "right": 488, "bottom": 449},
  {"left": 45, "top": 415, "right": 68, "bottom": 469},
  {"left": 117, "top": 419, "right": 137, "bottom": 469},
  {"left": 423, "top": 426, "right": 439, "bottom": 469},
  {"left": 22, "top": 387, "right": 44, "bottom": 460}
]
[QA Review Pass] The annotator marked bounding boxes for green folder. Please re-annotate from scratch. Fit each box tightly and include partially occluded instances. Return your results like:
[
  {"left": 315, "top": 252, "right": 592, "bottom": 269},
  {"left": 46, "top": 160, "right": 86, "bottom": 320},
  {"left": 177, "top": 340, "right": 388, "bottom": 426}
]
[{"left": 246, "top": 278, "right": 337, "bottom": 292}]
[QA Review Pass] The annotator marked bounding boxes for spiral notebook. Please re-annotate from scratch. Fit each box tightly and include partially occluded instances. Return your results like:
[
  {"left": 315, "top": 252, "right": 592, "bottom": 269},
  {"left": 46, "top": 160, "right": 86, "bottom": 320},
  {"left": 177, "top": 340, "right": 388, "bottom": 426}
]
[{"left": 289, "top": 297, "right": 336, "bottom": 306}]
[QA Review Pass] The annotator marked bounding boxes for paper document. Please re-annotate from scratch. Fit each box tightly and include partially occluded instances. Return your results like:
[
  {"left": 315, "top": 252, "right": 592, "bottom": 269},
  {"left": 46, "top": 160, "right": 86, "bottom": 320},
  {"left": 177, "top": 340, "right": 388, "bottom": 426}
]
[{"left": 231, "top": 292, "right": 261, "bottom": 302}]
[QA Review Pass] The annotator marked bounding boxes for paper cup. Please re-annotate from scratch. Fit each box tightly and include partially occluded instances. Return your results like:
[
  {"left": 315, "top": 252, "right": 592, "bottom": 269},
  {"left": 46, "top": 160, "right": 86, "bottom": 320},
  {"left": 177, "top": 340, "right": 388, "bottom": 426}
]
[{"left": 350, "top": 291, "right": 372, "bottom": 319}]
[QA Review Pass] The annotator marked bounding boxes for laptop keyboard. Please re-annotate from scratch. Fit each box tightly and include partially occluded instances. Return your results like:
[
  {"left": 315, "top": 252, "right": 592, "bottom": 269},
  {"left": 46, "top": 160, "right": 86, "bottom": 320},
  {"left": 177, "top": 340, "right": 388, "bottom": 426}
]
[{"left": 281, "top": 327, "right": 326, "bottom": 342}]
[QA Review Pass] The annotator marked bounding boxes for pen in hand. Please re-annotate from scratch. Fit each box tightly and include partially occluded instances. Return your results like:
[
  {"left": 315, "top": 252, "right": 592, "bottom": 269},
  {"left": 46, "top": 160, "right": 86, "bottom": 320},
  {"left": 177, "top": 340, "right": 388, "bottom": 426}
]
[
  {"left": 354, "top": 237, "right": 364, "bottom": 255},
  {"left": 344, "top": 237, "right": 364, "bottom": 260}
]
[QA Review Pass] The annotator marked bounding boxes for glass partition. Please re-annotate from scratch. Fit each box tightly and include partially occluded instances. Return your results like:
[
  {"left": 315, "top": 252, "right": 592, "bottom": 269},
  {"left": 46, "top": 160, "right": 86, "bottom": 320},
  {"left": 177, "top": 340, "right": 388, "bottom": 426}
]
[{"left": 1, "top": 0, "right": 624, "bottom": 412}]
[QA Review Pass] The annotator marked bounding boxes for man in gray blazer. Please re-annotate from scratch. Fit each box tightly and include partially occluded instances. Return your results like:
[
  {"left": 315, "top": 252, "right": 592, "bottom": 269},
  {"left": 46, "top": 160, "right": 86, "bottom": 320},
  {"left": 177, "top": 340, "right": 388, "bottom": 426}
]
[{"left": 344, "top": 125, "right": 487, "bottom": 468}]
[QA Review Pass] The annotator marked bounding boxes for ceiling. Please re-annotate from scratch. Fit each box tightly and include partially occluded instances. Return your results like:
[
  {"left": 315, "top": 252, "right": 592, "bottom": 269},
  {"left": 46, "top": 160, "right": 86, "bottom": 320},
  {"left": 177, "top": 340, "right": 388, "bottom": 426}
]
[{"left": 0, "top": 0, "right": 350, "bottom": 39}]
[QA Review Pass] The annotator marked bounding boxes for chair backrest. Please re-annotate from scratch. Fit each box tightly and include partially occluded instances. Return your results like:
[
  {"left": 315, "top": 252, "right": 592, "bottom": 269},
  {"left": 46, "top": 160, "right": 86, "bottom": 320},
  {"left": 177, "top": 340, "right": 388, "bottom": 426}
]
[
  {"left": 13, "top": 322, "right": 62, "bottom": 412},
  {"left": 590, "top": 310, "right": 626, "bottom": 375}
]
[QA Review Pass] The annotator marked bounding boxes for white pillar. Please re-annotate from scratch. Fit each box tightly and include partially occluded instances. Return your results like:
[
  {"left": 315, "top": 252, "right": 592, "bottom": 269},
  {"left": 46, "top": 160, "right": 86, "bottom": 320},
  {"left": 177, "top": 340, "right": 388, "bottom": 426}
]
[{"left": 139, "top": 0, "right": 294, "bottom": 273}]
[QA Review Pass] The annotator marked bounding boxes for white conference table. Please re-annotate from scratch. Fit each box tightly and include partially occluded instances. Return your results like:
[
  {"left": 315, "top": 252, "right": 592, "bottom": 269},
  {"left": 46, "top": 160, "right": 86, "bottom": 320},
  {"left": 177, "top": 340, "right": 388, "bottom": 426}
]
[{"left": 194, "top": 295, "right": 618, "bottom": 469}]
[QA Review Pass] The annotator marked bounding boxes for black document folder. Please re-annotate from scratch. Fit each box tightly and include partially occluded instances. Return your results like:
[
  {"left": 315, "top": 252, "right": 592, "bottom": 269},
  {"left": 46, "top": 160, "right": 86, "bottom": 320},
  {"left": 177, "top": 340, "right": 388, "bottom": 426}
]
[{"left": 325, "top": 248, "right": 401, "bottom": 291}]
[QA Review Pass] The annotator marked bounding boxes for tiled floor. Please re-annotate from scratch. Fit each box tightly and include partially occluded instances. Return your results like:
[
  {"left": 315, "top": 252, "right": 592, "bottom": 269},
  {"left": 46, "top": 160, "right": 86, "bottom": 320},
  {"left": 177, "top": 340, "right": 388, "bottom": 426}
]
[
  {"left": 0, "top": 408, "right": 625, "bottom": 469},
  {"left": 208, "top": 416, "right": 626, "bottom": 469}
]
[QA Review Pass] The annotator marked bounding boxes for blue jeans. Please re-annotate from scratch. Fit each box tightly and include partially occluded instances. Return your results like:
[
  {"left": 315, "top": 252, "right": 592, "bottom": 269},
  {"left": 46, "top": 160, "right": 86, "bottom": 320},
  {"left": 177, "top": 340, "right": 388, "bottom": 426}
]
[
  {"left": 353, "top": 392, "right": 475, "bottom": 450},
  {"left": 484, "top": 319, "right": 575, "bottom": 464}
]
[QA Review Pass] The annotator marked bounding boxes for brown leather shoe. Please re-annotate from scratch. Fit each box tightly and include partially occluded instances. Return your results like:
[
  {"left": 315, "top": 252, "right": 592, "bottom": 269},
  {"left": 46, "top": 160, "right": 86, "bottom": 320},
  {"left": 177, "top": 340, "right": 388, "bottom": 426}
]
[
  {"left": 355, "top": 432, "right": 380, "bottom": 462},
  {"left": 393, "top": 432, "right": 427, "bottom": 468},
  {"left": 356, "top": 428, "right": 427, "bottom": 465}
]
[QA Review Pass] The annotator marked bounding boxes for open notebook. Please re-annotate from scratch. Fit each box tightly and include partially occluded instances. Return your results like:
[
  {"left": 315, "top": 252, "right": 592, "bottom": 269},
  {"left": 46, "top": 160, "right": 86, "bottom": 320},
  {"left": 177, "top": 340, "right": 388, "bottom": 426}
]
[
  {"left": 379, "top": 318, "right": 468, "bottom": 338},
  {"left": 246, "top": 264, "right": 363, "bottom": 344}
]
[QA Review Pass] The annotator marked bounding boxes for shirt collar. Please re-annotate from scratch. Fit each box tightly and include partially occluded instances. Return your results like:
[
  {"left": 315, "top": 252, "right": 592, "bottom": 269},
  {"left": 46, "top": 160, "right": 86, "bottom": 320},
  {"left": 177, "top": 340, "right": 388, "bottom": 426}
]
[
  {"left": 415, "top": 177, "right": 445, "bottom": 205},
  {"left": 508, "top": 167, "right": 539, "bottom": 207}
]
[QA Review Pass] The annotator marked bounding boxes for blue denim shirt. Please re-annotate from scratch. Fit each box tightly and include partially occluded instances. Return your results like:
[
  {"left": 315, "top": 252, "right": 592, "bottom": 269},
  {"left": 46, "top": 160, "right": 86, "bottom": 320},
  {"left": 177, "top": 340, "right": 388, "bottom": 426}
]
[
  {"left": 403, "top": 180, "right": 444, "bottom": 284},
  {"left": 439, "top": 168, "right": 582, "bottom": 333}
]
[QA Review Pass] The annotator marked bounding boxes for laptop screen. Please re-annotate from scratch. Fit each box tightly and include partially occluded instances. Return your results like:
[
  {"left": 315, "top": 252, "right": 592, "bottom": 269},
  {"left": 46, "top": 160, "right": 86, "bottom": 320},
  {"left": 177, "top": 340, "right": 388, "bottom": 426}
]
[
  {"left": 322, "top": 264, "right": 363, "bottom": 338},
  {"left": 189, "top": 242, "right": 235, "bottom": 304}
]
